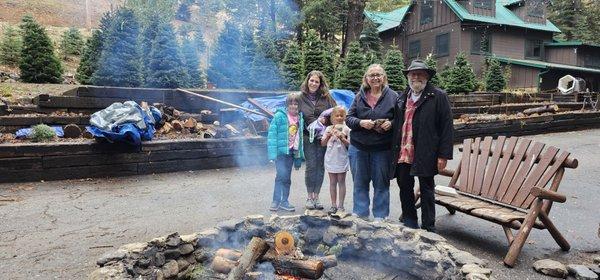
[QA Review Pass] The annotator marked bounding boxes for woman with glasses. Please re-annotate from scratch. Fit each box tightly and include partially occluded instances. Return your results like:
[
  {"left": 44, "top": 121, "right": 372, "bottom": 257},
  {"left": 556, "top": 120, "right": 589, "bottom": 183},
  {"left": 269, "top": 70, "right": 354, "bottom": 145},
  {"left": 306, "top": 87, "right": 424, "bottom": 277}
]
[{"left": 346, "top": 64, "right": 398, "bottom": 222}]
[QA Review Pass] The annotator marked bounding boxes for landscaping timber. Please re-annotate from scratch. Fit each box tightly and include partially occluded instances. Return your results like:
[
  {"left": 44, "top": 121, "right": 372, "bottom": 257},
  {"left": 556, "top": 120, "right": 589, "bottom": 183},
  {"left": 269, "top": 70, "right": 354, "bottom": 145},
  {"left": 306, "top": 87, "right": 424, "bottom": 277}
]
[{"left": 0, "top": 137, "right": 267, "bottom": 183}]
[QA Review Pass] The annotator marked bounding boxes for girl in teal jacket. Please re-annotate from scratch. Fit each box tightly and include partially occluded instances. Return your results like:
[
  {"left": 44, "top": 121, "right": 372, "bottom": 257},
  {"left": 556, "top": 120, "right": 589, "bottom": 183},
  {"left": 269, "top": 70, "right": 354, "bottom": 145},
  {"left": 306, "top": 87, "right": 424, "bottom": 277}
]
[{"left": 267, "top": 93, "right": 304, "bottom": 212}]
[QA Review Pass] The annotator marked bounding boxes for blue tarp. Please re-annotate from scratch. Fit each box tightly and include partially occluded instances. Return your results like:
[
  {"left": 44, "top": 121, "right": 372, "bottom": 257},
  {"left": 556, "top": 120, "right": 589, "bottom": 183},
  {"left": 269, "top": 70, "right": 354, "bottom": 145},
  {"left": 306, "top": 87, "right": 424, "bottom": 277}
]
[
  {"left": 15, "top": 126, "right": 64, "bottom": 139},
  {"left": 87, "top": 104, "right": 161, "bottom": 146},
  {"left": 241, "top": 89, "right": 356, "bottom": 121}
]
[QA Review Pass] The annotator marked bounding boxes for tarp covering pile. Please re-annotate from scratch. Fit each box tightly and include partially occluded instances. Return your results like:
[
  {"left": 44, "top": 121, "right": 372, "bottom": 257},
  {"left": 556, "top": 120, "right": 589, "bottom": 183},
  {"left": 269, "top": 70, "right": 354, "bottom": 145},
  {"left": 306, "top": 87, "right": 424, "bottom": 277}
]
[{"left": 87, "top": 101, "right": 161, "bottom": 146}]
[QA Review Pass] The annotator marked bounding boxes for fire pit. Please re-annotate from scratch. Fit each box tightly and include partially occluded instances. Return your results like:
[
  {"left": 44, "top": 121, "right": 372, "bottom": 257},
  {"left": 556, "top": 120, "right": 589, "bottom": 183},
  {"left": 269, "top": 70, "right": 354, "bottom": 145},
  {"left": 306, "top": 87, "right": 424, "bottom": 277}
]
[{"left": 90, "top": 214, "right": 491, "bottom": 279}]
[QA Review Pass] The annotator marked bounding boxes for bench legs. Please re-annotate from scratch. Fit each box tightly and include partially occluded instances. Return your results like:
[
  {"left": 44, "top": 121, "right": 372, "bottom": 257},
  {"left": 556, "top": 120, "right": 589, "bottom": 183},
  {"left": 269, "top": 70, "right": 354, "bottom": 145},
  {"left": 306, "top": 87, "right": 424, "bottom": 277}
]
[
  {"left": 504, "top": 198, "right": 543, "bottom": 267},
  {"left": 445, "top": 206, "right": 456, "bottom": 215},
  {"left": 539, "top": 211, "right": 570, "bottom": 251},
  {"left": 502, "top": 226, "right": 514, "bottom": 245}
]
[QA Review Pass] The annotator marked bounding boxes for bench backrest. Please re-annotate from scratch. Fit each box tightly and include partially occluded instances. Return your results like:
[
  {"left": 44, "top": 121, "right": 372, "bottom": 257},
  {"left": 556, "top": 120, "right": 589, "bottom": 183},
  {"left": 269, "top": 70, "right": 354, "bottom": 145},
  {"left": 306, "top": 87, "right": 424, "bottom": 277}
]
[{"left": 448, "top": 136, "right": 576, "bottom": 210}]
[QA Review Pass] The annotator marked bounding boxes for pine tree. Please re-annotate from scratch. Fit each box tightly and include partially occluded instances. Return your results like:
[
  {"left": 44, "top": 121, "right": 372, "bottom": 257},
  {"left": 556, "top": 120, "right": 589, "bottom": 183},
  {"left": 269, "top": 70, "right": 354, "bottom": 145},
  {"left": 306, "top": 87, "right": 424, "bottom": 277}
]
[
  {"left": 140, "top": 17, "right": 160, "bottom": 84},
  {"left": 60, "top": 27, "right": 84, "bottom": 57},
  {"left": 444, "top": 52, "right": 476, "bottom": 94},
  {"left": 176, "top": 1, "right": 192, "bottom": 21},
  {"left": 207, "top": 22, "right": 243, "bottom": 88},
  {"left": 437, "top": 64, "right": 451, "bottom": 90},
  {"left": 19, "top": 15, "right": 63, "bottom": 84},
  {"left": 193, "top": 30, "right": 206, "bottom": 56},
  {"left": 181, "top": 36, "right": 203, "bottom": 88},
  {"left": 0, "top": 25, "right": 22, "bottom": 67},
  {"left": 250, "top": 50, "right": 285, "bottom": 90},
  {"left": 321, "top": 44, "right": 336, "bottom": 86},
  {"left": 240, "top": 29, "right": 257, "bottom": 88},
  {"left": 146, "top": 23, "right": 189, "bottom": 88},
  {"left": 302, "top": 29, "right": 324, "bottom": 76},
  {"left": 383, "top": 46, "right": 406, "bottom": 92},
  {"left": 76, "top": 30, "right": 102, "bottom": 84},
  {"left": 424, "top": 53, "right": 440, "bottom": 88},
  {"left": 335, "top": 41, "right": 366, "bottom": 91},
  {"left": 548, "top": 0, "right": 579, "bottom": 41},
  {"left": 359, "top": 19, "right": 381, "bottom": 56},
  {"left": 484, "top": 57, "right": 506, "bottom": 92},
  {"left": 91, "top": 8, "right": 142, "bottom": 87},
  {"left": 281, "top": 42, "right": 304, "bottom": 90}
]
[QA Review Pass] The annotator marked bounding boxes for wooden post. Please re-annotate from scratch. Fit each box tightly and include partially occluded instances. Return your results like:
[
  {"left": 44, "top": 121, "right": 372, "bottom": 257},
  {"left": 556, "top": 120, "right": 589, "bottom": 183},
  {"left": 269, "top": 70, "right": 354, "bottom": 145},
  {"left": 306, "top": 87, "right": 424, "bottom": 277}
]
[
  {"left": 226, "top": 237, "right": 269, "bottom": 280},
  {"left": 538, "top": 210, "right": 570, "bottom": 251},
  {"left": 504, "top": 198, "right": 543, "bottom": 267},
  {"left": 247, "top": 98, "right": 274, "bottom": 118},
  {"left": 502, "top": 226, "right": 514, "bottom": 245},
  {"left": 176, "top": 89, "right": 266, "bottom": 117}
]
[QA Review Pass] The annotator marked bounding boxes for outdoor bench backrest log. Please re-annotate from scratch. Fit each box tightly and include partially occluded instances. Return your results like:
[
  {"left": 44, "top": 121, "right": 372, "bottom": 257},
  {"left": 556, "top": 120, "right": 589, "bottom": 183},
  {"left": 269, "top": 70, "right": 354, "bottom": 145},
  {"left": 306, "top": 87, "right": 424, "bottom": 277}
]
[{"left": 437, "top": 135, "right": 578, "bottom": 267}]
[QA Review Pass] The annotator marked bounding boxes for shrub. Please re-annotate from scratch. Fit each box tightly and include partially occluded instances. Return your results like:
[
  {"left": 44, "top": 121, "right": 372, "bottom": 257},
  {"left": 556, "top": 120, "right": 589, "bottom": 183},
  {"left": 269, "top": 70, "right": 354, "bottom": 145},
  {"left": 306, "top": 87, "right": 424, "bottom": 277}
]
[{"left": 31, "top": 124, "right": 56, "bottom": 142}]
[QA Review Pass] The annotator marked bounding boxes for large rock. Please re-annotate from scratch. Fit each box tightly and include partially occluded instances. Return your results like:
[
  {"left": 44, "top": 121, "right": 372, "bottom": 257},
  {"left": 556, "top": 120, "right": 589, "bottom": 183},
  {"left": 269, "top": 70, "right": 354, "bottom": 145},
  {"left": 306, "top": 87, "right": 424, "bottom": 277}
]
[
  {"left": 461, "top": 264, "right": 492, "bottom": 277},
  {"left": 89, "top": 263, "right": 127, "bottom": 279},
  {"left": 567, "top": 264, "right": 599, "bottom": 280},
  {"left": 465, "top": 273, "right": 489, "bottom": 280},
  {"left": 533, "top": 259, "right": 568, "bottom": 278},
  {"left": 162, "top": 260, "right": 179, "bottom": 278},
  {"left": 96, "top": 250, "right": 127, "bottom": 266}
]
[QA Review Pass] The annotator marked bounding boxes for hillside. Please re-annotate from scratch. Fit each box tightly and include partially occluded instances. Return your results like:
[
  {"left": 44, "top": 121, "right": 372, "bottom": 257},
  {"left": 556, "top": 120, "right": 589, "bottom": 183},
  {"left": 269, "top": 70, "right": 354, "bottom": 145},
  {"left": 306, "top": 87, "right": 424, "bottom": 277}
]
[{"left": 0, "top": 0, "right": 120, "bottom": 28}]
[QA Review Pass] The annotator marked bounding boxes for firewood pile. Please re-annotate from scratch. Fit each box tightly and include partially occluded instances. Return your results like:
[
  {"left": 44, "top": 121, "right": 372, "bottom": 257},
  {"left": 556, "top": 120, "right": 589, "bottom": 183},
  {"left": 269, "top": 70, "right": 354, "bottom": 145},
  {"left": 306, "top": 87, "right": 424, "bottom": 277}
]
[
  {"left": 154, "top": 104, "right": 255, "bottom": 139},
  {"left": 210, "top": 231, "right": 337, "bottom": 280}
]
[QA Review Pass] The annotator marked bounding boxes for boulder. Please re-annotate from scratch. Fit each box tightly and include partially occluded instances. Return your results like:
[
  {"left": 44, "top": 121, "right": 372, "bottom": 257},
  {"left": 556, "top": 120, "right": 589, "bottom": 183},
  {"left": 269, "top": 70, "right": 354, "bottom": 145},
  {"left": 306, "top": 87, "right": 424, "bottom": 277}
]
[
  {"left": 567, "top": 264, "right": 598, "bottom": 280},
  {"left": 533, "top": 259, "right": 568, "bottom": 278}
]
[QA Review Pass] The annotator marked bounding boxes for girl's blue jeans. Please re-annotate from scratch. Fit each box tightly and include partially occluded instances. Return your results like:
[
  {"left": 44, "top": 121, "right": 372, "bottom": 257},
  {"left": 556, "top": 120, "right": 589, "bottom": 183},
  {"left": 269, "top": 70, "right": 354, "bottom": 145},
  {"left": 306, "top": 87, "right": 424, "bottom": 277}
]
[{"left": 273, "top": 154, "right": 294, "bottom": 204}]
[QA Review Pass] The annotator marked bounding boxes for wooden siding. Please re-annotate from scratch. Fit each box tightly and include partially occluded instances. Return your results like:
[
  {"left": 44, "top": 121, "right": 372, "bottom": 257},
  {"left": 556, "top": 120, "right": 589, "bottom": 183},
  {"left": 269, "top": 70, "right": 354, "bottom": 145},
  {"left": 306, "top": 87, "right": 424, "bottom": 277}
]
[
  {"left": 545, "top": 47, "right": 578, "bottom": 66},
  {"left": 404, "top": 1, "right": 460, "bottom": 35},
  {"left": 487, "top": 28, "right": 552, "bottom": 60},
  {"left": 402, "top": 22, "right": 463, "bottom": 67},
  {"left": 577, "top": 46, "right": 600, "bottom": 69},
  {"left": 456, "top": 0, "right": 496, "bottom": 16},
  {"left": 503, "top": 64, "right": 541, "bottom": 89}
]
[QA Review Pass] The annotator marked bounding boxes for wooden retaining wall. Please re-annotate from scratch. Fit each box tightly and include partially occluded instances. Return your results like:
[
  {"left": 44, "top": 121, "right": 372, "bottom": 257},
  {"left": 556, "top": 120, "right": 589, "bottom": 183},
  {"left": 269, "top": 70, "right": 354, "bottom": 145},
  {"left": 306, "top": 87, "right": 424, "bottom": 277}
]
[{"left": 0, "top": 137, "right": 266, "bottom": 183}]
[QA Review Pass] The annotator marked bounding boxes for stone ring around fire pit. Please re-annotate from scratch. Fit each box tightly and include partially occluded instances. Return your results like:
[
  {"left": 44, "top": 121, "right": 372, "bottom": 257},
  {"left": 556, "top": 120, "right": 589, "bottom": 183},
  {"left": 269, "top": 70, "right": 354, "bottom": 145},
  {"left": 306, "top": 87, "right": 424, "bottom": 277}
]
[{"left": 90, "top": 214, "right": 491, "bottom": 280}]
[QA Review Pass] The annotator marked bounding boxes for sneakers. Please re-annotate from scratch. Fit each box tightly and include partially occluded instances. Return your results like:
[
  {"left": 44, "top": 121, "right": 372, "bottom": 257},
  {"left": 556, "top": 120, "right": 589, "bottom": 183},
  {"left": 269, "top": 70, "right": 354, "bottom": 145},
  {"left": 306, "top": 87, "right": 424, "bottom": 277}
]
[
  {"left": 279, "top": 202, "right": 296, "bottom": 212},
  {"left": 373, "top": 217, "right": 388, "bottom": 223},
  {"left": 338, "top": 206, "right": 345, "bottom": 212},
  {"left": 313, "top": 199, "right": 324, "bottom": 210},
  {"left": 328, "top": 206, "right": 338, "bottom": 214},
  {"left": 305, "top": 199, "right": 315, "bottom": 210},
  {"left": 269, "top": 201, "right": 279, "bottom": 211}
]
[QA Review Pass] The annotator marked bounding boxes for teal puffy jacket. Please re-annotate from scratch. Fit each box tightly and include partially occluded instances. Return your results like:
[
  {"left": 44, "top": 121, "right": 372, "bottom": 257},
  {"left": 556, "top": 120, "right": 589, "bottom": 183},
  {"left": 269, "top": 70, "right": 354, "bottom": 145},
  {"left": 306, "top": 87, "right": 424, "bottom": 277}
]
[{"left": 267, "top": 108, "right": 304, "bottom": 167}]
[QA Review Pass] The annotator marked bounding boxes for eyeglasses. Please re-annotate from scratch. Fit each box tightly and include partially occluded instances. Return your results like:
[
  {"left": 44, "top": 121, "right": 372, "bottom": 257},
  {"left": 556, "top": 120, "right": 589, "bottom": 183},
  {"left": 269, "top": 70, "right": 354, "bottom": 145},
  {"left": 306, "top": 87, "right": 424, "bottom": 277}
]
[{"left": 368, "top": 73, "right": 383, "bottom": 79}]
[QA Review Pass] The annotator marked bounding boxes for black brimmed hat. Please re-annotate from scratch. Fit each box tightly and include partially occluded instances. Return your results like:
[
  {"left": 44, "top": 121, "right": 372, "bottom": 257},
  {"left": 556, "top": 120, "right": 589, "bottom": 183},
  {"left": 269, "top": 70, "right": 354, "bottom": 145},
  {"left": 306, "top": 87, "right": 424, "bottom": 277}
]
[{"left": 402, "top": 59, "right": 436, "bottom": 78}]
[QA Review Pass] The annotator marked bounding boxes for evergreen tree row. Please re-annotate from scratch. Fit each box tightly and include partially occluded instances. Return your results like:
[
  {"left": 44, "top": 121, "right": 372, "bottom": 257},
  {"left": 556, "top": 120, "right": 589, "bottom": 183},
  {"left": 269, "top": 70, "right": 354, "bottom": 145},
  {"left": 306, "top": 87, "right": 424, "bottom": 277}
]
[{"left": 75, "top": 8, "right": 207, "bottom": 89}]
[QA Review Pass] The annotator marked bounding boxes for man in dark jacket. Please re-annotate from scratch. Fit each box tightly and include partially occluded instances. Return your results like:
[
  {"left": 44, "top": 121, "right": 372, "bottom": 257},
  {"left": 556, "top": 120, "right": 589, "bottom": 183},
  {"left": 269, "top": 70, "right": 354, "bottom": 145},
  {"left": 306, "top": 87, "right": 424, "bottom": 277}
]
[{"left": 391, "top": 59, "right": 453, "bottom": 232}]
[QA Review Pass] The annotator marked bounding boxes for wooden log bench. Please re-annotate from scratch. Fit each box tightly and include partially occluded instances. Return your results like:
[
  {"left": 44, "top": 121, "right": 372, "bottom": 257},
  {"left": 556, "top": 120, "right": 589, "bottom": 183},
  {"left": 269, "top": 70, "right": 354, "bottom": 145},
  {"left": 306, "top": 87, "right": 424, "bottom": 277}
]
[{"left": 437, "top": 136, "right": 578, "bottom": 267}]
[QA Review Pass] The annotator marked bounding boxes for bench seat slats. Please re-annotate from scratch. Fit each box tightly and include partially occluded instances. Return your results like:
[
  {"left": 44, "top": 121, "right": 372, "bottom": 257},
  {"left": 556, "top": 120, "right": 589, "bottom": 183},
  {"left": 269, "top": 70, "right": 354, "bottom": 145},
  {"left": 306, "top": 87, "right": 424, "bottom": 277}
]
[
  {"left": 511, "top": 146, "right": 559, "bottom": 207},
  {"left": 473, "top": 136, "right": 493, "bottom": 195},
  {"left": 488, "top": 137, "right": 519, "bottom": 199},
  {"left": 495, "top": 138, "right": 532, "bottom": 201},
  {"left": 481, "top": 136, "right": 506, "bottom": 198},
  {"left": 501, "top": 142, "right": 545, "bottom": 205}
]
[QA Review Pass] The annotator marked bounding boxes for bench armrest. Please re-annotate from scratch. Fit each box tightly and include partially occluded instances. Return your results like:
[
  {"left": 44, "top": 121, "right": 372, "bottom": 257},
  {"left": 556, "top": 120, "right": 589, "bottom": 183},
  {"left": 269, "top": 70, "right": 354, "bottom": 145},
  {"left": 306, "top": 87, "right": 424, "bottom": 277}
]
[
  {"left": 530, "top": 187, "right": 566, "bottom": 203},
  {"left": 439, "top": 168, "right": 454, "bottom": 177}
]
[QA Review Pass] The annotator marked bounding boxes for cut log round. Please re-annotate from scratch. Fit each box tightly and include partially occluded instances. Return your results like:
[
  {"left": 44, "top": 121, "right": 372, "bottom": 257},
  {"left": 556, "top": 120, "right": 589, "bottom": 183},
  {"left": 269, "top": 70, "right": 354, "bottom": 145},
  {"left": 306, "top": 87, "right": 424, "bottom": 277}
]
[
  {"left": 226, "top": 237, "right": 269, "bottom": 280},
  {"left": 63, "top": 124, "right": 82, "bottom": 138},
  {"left": 212, "top": 255, "right": 237, "bottom": 274}
]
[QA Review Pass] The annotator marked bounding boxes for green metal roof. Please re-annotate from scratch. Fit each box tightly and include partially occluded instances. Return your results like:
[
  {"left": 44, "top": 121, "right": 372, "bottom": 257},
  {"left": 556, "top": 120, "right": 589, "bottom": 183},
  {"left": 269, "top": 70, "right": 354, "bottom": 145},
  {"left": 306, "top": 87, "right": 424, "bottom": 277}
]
[
  {"left": 545, "top": 40, "right": 600, "bottom": 48},
  {"left": 495, "top": 56, "right": 600, "bottom": 74},
  {"left": 363, "top": 6, "right": 410, "bottom": 33},
  {"left": 444, "top": 0, "right": 561, "bottom": 32},
  {"left": 365, "top": 0, "right": 561, "bottom": 34}
]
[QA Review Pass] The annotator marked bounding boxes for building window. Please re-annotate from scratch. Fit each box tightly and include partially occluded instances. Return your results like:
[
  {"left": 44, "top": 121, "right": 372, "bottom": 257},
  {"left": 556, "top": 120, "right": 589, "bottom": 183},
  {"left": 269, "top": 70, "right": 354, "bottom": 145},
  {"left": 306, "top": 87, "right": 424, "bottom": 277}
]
[
  {"left": 420, "top": 1, "right": 433, "bottom": 25},
  {"left": 584, "top": 54, "right": 600, "bottom": 69},
  {"left": 471, "top": 29, "right": 491, "bottom": 55},
  {"left": 436, "top": 33, "right": 450, "bottom": 57},
  {"left": 525, "top": 39, "right": 543, "bottom": 59},
  {"left": 474, "top": 0, "right": 493, "bottom": 9},
  {"left": 528, "top": 0, "right": 544, "bottom": 18},
  {"left": 409, "top": 40, "right": 421, "bottom": 58}
]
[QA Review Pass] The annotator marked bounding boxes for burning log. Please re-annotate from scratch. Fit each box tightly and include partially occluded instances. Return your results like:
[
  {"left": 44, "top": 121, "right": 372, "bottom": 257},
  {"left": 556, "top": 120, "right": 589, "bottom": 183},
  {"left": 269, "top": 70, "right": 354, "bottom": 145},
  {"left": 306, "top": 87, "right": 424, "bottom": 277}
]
[
  {"left": 226, "top": 237, "right": 269, "bottom": 280},
  {"left": 523, "top": 104, "right": 559, "bottom": 115},
  {"left": 315, "top": 255, "right": 338, "bottom": 269}
]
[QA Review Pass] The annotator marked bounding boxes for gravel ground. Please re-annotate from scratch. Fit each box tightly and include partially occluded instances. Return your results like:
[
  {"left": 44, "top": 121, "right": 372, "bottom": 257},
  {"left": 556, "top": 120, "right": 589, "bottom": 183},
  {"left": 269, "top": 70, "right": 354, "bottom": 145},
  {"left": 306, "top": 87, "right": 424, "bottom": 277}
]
[{"left": 0, "top": 129, "right": 598, "bottom": 279}]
